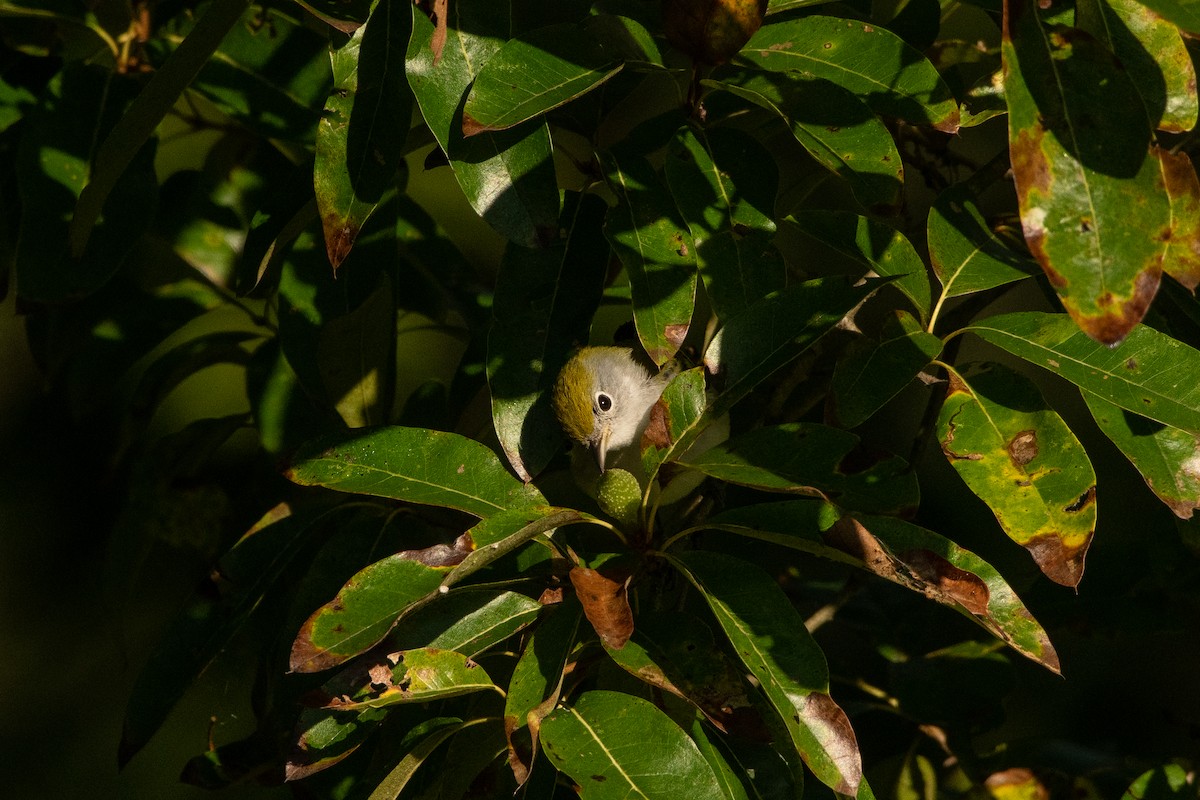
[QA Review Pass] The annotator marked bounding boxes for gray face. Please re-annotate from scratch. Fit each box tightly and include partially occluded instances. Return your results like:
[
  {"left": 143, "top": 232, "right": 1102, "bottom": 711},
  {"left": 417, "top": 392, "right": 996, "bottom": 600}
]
[{"left": 583, "top": 353, "right": 668, "bottom": 471}]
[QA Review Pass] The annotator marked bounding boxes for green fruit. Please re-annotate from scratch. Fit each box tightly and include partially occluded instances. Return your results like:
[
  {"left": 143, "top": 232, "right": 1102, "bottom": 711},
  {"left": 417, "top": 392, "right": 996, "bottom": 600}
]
[
  {"left": 663, "top": 0, "right": 768, "bottom": 65},
  {"left": 596, "top": 468, "right": 642, "bottom": 527}
]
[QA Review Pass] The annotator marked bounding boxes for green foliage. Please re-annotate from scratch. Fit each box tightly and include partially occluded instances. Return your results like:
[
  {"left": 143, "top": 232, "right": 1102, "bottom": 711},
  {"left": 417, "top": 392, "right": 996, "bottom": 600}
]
[{"left": 8, "top": 0, "right": 1200, "bottom": 797}]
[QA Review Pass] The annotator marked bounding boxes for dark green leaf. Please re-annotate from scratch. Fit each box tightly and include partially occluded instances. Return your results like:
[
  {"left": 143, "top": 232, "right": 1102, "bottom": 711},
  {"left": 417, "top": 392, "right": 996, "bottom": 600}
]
[
  {"left": 927, "top": 167, "right": 1039, "bottom": 305},
  {"left": 285, "top": 426, "right": 546, "bottom": 517},
  {"left": 1120, "top": 764, "right": 1194, "bottom": 800},
  {"left": 540, "top": 690, "right": 729, "bottom": 799},
  {"left": 1083, "top": 391, "right": 1200, "bottom": 520},
  {"left": 315, "top": 274, "right": 395, "bottom": 428},
  {"left": 363, "top": 718, "right": 469, "bottom": 797},
  {"left": 687, "top": 718, "right": 752, "bottom": 800},
  {"left": 315, "top": 0, "right": 412, "bottom": 269},
  {"left": 149, "top": 4, "right": 331, "bottom": 140},
  {"left": 706, "top": 74, "right": 902, "bottom": 214},
  {"left": 741, "top": 15, "right": 959, "bottom": 131},
  {"left": 407, "top": 2, "right": 559, "bottom": 247},
  {"left": 784, "top": 211, "right": 931, "bottom": 324},
  {"left": 682, "top": 422, "right": 919, "bottom": 515},
  {"left": 671, "top": 551, "right": 862, "bottom": 796},
  {"left": 16, "top": 65, "right": 158, "bottom": 302},
  {"left": 1003, "top": 0, "right": 1169, "bottom": 344},
  {"left": 831, "top": 310, "right": 942, "bottom": 428},
  {"left": 489, "top": 192, "right": 609, "bottom": 481},
  {"left": 665, "top": 125, "right": 784, "bottom": 320},
  {"left": 602, "top": 148, "right": 698, "bottom": 365},
  {"left": 962, "top": 311, "right": 1200, "bottom": 434},
  {"left": 704, "top": 276, "right": 881, "bottom": 419},
  {"left": 462, "top": 15, "right": 658, "bottom": 134},
  {"left": 702, "top": 499, "right": 1061, "bottom": 671},
  {"left": 67, "top": 0, "right": 250, "bottom": 259},
  {"left": 643, "top": 366, "right": 707, "bottom": 482},
  {"left": 287, "top": 706, "right": 389, "bottom": 781}
]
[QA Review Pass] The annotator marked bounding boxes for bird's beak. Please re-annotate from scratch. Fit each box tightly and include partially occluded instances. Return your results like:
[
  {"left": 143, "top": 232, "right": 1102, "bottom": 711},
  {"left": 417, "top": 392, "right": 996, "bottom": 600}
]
[{"left": 591, "top": 426, "right": 612, "bottom": 473}]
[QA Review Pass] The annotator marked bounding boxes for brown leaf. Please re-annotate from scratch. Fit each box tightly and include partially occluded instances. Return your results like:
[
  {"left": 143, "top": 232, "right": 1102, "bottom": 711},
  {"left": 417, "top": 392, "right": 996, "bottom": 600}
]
[
  {"left": 899, "top": 549, "right": 991, "bottom": 615},
  {"left": 1023, "top": 531, "right": 1088, "bottom": 588},
  {"left": 823, "top": 517, "right": 899, "bottom": 581},
  {"left": 641, "top": 399, "right": 673, "bottom": 451},
  {"left": 431, "top": 0, "right": 449, "bottom": 65},
  {"left": 1157, "top": 147, "right": 1200, "bottom": 292},
  {"left": 398, "top": 532, "right": 474, "bottom": 568},
  {"left": 569, "top": 566, "right": 634, "bottom": 649},
  {"left": 801, "top": 693, "right": 862, "bottom": 796}
]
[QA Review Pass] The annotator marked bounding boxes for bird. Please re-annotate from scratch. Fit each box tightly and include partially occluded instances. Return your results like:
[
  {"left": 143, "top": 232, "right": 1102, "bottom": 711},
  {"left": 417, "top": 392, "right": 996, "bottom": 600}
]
[{"left": 551, "top": 347, "right": 673, "bottom": 473}]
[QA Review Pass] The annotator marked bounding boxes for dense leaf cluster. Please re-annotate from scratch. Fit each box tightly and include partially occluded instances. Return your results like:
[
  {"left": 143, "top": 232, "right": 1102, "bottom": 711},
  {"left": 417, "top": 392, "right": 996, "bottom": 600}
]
[{"left": 5, "top": 0, "right": 1200, "bottom": 797}]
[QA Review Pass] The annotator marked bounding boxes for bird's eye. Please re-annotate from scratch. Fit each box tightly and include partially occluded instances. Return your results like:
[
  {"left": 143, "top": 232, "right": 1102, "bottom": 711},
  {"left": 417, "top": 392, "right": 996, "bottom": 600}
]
[{"left": 596, "top": 393, "right": 612, "bottom": 412}]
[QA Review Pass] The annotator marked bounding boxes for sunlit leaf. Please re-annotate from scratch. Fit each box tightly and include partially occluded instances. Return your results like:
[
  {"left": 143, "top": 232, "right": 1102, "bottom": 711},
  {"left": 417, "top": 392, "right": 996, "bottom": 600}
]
[
  {"left": 386, "top": 588, "right": 542, "bottom": 656},
  {"left": 285, "top": 426, "right": 546, "bottom": 517},
  {"left": 671, "top": 551, "right": 862, "bottom": 796},
  {"left": 1083, "top": 392, "right": 1200, "bottom": 520},
  {"left": 1119, "top": 0, "right": 1200, "bottom": 37},
  {"left": 963, "top": 311, "right": 1200, "bottom": 434},
  {"left": 1155, "top": 148, "right": 1200, "bottom": 292},
  {"left": 1076, "top": 0, "right": 1197, "bottom": 133},
  {"left": 407, "top": 2, "right": 559, "bottom": 247},
  {"left": 741, "top": 15, "right": 959, "bottom": 131},
  {"left": 309, "top": 648, "right": 494, "bottom": 711},
  {"left": 937, "top": 362, "right": 1096, "bottom": 587},
  {"left": 1003, "top": 0, "right": 1169, "bottom": 344},
  {"left": 1119, "top": 764, "right": 1194, "bottom": 800},
  {"left": 540, "top": 690, "right": 729, "bottom": 799}
]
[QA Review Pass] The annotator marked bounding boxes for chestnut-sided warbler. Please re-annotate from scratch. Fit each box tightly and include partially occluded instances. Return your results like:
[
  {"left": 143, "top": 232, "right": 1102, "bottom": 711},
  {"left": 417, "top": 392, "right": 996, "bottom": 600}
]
[{"left": 551, "top": 346, "right": 673, "bottom": 472}]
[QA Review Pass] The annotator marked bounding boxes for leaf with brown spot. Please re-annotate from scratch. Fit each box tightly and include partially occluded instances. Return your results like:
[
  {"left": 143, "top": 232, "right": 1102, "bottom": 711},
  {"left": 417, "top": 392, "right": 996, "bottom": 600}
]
[
  {"left": 1156, "top": 148, "right": 1200, "bottom": 292},
  {"left": 936, "top": 362, "right": 1096, "bottom": 587},
  {"left": 569, "top": 565, "right": 635, "bottom": 650},
  {"left": 671, "top": 550, "right": 863, "bottom": 795},
  {"left": 310, "top": 648, "right": 494, "bottom": 712},
  {"left": 985, "top": 767, "right": 1049, "bottom": 800},
  {"left": 703, "top": 499, "right": 1061, "bottom": 672},
  {"left": 1003, "top": 0, "right": 1170, "bottom": 344}
]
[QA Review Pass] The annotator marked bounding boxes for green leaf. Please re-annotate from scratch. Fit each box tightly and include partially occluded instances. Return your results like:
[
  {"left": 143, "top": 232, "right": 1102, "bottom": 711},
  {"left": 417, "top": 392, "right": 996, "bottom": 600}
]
[
  {"left": 1118, "top": 0, "right": 1200, "bottom": 36},
  {"left": 740, "top": 15, "right": 959, "bottom": 132},
  {"left": 831, "top": 310, "right": 942, "bottom": 428},
  {"left": 291, "top": 554, "right": 452, "bottom": 673},
  {"left": 683, "top": 422, "right": 919, "bottom": 515},
  {"left": 643, "top": 366, "right": 708, "bottom": 482},
  {"left": 386, "top": 588, "right": 542, "bottom": 656},
  {"left": 1156, "top": 147, "right": 1200, "bottom": 292},
  {"left": 407, "top": 2, "right": 559, "bottom": 247},
  {"left": 927, "top": 166, "right": 1039, "bottom": 303},
  {"left": 706, "top": 73, "right": 903, "bottom": 214},
  {"left": 285, "top": 426, "right": 546, "bottom": 517},
  {"left": 701, "top": 499, "right": 1061, "bottom": 672},
  {"left": 312, "top": 648, "right": 494, "bottom": 711},
  {"left": 66, "top": 0, "right": 250, "bottom": 259},
  {"left": 664, "top": 125, "right": 784, "bottom": 320},
  {"left": 704, "top": 276, "right": 881, "bottom": 420},
  {"left": 489, "top": 192, "right": 609, "bottom": 481},
  {"left": 784, "top": 211, "right": 931, "bottom": 324},
  {"left": 540, "top": 690, "right": 729, "bottom": 800},
  {"left": 462, "top": 15, "right": 658, "bottom": 134},
  {"left": 315, "top": 0, "right": 412, "bottom": 270},
  {"left": 962, "top": 311, "right": 1200, "bottom": 434},
  {"left": 670, "top": 551, "right": 862, "bottom": 796},
  {"left": 1120, "top": 764, "right": 1194, "bottom": 800},
  {"left": 1002, "top": 0, "right": 1169, "bottom": 344},
  {"left": 602, "top": 149, "right": 698, "bottom": 365},
  {"left": 1083, "top": 391, "right": 1200, "bottom": 520},
  {"left": 294, "top": 0, "right": 373, "bottom": 32},
  {"left": 316, "top": 275, "right": 396, "bottom": 428},
  {"left": 287, "top": 706, "right": 389, "bottom": 781},
  {"left": 1075, "top": 0, "right": 1198, "bottom": 133},
  {"left": 687, "top": 718, "right": 753, "bottom": 800},
  {"left": 16, "top": 65, "right": 158, "bottom": 302},
  {"left": 149, "top": 3, "right": 331, "bottom": 140},
  {"left": 936, "top": 362, "right": 1096, "bottom": 587}
]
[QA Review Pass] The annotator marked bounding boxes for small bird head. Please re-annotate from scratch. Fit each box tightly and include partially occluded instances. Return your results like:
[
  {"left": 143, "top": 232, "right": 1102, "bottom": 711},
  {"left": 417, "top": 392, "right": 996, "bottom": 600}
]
[{"left": 552, "top": 347, "right": 668, "bottom": 472}]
